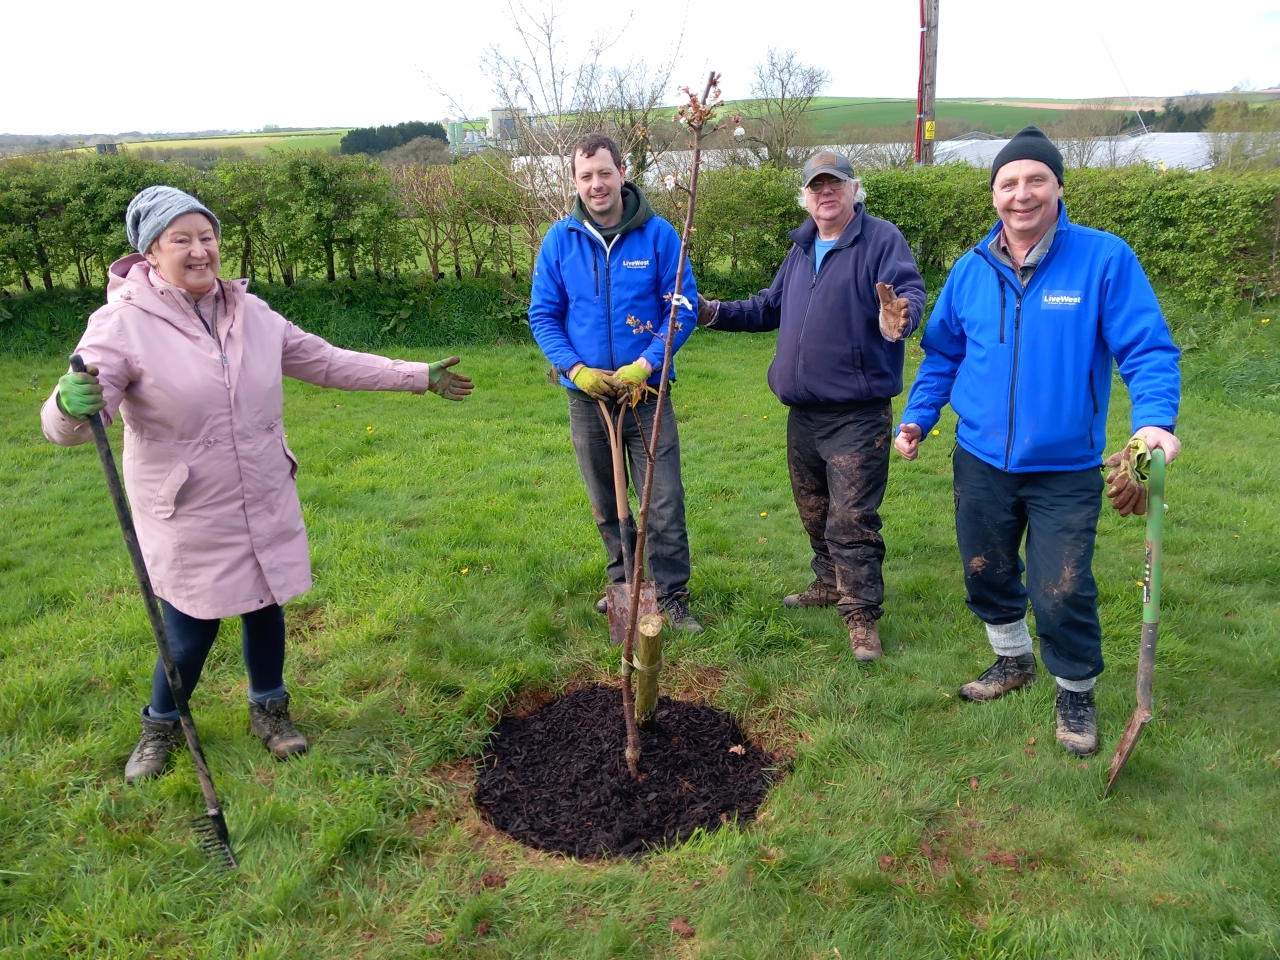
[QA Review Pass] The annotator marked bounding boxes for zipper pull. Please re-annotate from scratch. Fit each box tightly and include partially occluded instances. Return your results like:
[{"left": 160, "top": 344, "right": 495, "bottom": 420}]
[{"left": 221, "top": 353, "right": 229, "bottom": 366}]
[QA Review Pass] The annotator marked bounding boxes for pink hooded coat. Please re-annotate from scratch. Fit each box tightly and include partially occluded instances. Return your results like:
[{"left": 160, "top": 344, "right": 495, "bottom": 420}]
[{"left": 42, "top": 254, "right": 435, "bottom": 619}]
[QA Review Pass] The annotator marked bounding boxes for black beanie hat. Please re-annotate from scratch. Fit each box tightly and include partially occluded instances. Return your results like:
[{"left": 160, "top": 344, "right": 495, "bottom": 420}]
[{"left": 990, "top": 126, "right": 1064, "bottom": 186}]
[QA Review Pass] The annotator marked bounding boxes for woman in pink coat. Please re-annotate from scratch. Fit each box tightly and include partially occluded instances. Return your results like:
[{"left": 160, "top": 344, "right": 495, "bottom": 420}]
[{"left": 43, "top": 185, "right": 473, "bottom": 783}]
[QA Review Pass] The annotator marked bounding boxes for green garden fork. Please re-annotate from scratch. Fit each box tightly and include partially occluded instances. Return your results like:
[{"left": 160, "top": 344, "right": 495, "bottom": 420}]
[{"left": 1104, "top": 447, "right": 1166, "bottom": 798}]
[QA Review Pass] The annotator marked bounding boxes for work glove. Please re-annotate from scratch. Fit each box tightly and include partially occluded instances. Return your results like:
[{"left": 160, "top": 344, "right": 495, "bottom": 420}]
[
  {"left": 894, "top": 423, "right": 923, "bottom": 460},
  {"left": 1103, "top": 437, "right": 1151, "bottom": 517},
  {"left": 614, "top": 360, "right": 655, "bottom": 405},
  {"left": 697, "top": 294, "right": 719, "bottom": 326},
  {"left": 427, "top": 357, "right": 474, "bottom": 401},
  {"left": 56, "top": 365, "right": 105, "bottom": 420},
  {"left": 876, "top": 282, "right": 912, "bottom": 341},
  {"left": 570, "top": 365, "right": 621, "bottom": 400}
]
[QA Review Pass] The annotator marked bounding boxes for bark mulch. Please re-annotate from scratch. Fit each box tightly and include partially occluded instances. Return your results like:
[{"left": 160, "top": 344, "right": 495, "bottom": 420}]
[{"left": 474, "top": 684, "right": 778, "bottom": 858}]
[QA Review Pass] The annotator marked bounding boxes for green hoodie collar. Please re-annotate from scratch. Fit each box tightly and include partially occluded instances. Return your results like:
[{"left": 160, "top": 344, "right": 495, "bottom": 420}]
[{"left": 571, "top": 181, "right": 654, "bottom": 244}]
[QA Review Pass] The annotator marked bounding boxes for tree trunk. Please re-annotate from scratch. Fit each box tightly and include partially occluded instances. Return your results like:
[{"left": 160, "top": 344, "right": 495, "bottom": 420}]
[
  {"left": 20, "top": 269, "right": 32, "bottom": 291},
  {"left": 240, "top": 231, "right": 251, "bottom": 279},
  {"left": 325, "top": 239, "right": 336, "bottom": 283}
]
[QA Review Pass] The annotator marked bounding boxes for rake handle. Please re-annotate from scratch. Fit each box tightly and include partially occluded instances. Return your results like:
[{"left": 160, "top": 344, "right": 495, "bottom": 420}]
[
  {"left": 1136, "top": 448, "right": 1166, "bottom": 716},
  {"left": 69, "top": 354, "right": 227, "bottom": 820}
]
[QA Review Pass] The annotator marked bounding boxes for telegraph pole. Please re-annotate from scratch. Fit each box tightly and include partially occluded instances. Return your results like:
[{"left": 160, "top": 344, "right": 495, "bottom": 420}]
[{"left": 915, "top": 0, "right": 939, "bottom": 165}]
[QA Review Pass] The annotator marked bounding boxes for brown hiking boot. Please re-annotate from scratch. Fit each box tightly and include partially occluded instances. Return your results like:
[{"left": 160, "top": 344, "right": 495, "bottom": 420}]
[
  {"left": 783, "top": 580, "right": 840, "bottom": 608},
  {"left": 1055, "top": 687, "right": 1099, "bottom": 756},
  {"left": 959, "top": 654, "right": 1037, "bottom": 702},
  {"left": 848, "top": 616, "right": 883, "bottom": 662},
  {"left": 249, "top": 694, "right": 309, "bottom": 759},
  {"left": 125, "top": 712, "right": 182, "bottom": 784}
]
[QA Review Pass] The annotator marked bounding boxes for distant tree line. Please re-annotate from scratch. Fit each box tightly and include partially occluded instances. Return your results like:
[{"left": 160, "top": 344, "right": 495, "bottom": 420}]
[{"left": 340, "top": 122, "right": 447, "bottom": 156}]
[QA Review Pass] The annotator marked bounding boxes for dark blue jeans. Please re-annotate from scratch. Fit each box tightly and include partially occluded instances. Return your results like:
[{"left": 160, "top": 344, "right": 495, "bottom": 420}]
[
  {"left": 953, "top": 446, "right": 1104, "bottom": 682},
  {"left": 147, "top": 599, "right": 287, "bottom": 721},
  {"left": 566, "top": 388, "right": 690, "bottom": 603}
]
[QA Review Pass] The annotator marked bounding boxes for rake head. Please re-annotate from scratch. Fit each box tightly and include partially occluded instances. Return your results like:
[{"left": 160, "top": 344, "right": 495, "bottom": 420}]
[{"left": 192, "top": 810, "right": 237, "bottom": 871}]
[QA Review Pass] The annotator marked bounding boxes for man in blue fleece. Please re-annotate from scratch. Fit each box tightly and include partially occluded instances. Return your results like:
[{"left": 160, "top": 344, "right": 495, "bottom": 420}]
[
  {"left": 528, "top": 134, "right": 701, "bottom": 632},
  {"left": 699, "top": 151, "right": 926, "bottom": 662},
  {"left": 895, "top": 127, "right": 1182, "bottom": 756}
]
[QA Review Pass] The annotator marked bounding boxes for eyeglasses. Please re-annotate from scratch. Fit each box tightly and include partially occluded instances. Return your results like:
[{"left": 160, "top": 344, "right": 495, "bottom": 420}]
[{"left": 805, "top": 178, "right": 847, "bottom": 194}]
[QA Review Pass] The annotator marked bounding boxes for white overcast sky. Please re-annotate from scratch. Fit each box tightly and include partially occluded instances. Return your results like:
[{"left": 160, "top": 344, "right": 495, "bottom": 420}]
[{"left": 3, "top": 0, "right": 1278, "bottom": 135}]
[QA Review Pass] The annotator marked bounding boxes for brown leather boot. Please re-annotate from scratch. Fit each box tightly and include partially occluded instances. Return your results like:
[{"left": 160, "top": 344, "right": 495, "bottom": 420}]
[
  {"left": 959, "top": 654, "right": 1037, "bottom": 702},
  {"left": 848, "top": 616, "right": 883, "bottom": 662},
  {"left": 249, "top": 694, "right": 309, "bottom": 759},
  {"left": 783, "top": 579, "right": 840, "bottom": 608},
  {"left": 124, "top": 711, "right": 182, "bottom": 784}
]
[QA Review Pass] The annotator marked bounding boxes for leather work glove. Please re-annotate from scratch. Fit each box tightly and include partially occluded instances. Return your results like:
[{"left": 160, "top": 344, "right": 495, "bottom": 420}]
[
  {"left": 876, "top": 281, "right": 912, "bottom": 341},
  {"left": 614, "top": 360, "right": 655, "bottom": 405},
  {"left": 1103, "top": 437, "right": 1151, "bottom": 517},
  {"left": 56, "top": 364, "right": 105, "bottom": 420},
  {"left": 697, "top": 294, "right": 719, "bottom": 326},
  {"left": 894, "top": 423, "right": 923, "bottom": 460},
  {"left": 570, "top": 365, "right": 621, "bottom": 400},
  {"left": 427, "top": 357, "right": 474, "bottom": 401}
]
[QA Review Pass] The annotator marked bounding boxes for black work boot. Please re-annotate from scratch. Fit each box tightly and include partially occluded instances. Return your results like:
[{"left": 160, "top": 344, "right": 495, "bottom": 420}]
[
  {"left": 1055, "top": 687, "right": 1099, "bottom": 756},
  {"left": 662, "top": 596, "right": 704, "bottom": 634},
  {"left": 783, "top": 579, "right": 840, "bottom": 609},
  {"left": 249, "top": 694, "right": 309, "bottom": 759},
  {"left": 959, "top": 654, "right": 1037, "bottom": 702},
  {"left": 595, "top": 595, "right": 609, "bottom": 615},
  {"left": 125, "top": 712, "right": 182, "bottom": 784}
]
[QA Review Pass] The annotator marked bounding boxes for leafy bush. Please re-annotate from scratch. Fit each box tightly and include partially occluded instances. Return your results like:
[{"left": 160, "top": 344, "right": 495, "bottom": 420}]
[{"left": 0, "top": 275, "right": 530, "bottom": 358}]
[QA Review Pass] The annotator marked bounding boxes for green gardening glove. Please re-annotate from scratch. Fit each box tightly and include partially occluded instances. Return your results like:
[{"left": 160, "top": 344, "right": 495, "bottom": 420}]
[
  {"left": 613, "top": 361, "right": 655, "bottom": 404},
  {"left": 427, "top": 357, "right": 474, "bottom": 401},
  {"left": 56, "top": 365, "right": 105, "bottom": 419},
  {"left": 570, "top": 365, "right": 620, "bottom": 400}
]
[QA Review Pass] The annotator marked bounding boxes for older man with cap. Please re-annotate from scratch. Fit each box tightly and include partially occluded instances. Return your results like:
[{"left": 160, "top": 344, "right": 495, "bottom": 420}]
[
  {"left": 43, "top": 185, "right": 473, "bottom": 782},
  {"left": 894, "top": 126, "right": 1181, "bottom": 756},
  {"left": 698, "top": 151, "right": 925, "bottom": 661}
]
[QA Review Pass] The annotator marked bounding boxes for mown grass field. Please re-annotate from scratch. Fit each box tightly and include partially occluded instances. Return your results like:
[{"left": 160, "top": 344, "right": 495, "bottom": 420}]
[
  {"left": 1, "top": 307, "right": 1278, "bottom": 958},
  {"left": 723, "top": 98, "right": 1100, "bottom": 138},
  {"left": 78, "top": 130, "right": 348, "bottom": 158}
]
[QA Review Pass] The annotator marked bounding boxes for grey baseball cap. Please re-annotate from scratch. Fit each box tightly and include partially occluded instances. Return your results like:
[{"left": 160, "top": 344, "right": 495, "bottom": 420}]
[{"left": 802, "top": 151, "right": 855, "bottom": 187}]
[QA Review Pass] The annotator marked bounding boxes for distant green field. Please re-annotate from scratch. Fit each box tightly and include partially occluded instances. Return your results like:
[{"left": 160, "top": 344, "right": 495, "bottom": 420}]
[
  {"left": 82, "top": 130, "right": 349, "bottom": 157},
  {"left": 725, "top": 97, "right": 1119, "bottom": 137}
]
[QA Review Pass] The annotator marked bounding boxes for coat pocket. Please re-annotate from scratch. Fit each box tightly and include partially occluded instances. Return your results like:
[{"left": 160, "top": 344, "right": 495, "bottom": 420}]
[
  {"left": 151, "top": 461, "right": 189, "bottom": 519},
  {"left": 280, "top": 433, "right": 299, "bottom": 480}
]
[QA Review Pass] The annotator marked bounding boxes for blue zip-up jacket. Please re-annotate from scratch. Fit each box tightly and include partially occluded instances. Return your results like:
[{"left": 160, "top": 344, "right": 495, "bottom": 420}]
[
  {"left": 901, "top": 202, "right": 1181, "bottom": 473},
  {"left": 710, "top": 205, "right": 925, "bottom": 405},
  {"left": 528, "top": 187, "right": 697, "bottom": 389}
]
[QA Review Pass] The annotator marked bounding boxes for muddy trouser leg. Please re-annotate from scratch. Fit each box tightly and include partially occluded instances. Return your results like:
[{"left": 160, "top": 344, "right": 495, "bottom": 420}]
[
  {"left": 1022, "top": 467, "right": 1104, "bottom": 684},
  {"left": 789, "top": 401, "right": 891, "bottom": 621},
  {"left": 953, "top": 447, "right": 1031, "bottom": 645},
  {"left": 567, "top": 390, "right": 634, "bottom": 587},
  {"left": 148, "top": 600, "right": 222, "bottom": 721},
  {"left": 621, "top": 391, "right": 691, "bottom": 604}
]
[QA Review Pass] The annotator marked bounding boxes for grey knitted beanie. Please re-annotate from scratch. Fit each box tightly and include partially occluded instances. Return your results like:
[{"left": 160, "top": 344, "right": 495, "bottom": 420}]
[{"left": 125, "top": 185, "right": 220, "bottom": 255}]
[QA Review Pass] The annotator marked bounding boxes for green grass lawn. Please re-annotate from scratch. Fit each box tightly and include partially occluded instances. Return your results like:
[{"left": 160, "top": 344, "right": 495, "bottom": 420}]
[{"left": 2, "top": 313, "right": 1279, "bottom": 958}]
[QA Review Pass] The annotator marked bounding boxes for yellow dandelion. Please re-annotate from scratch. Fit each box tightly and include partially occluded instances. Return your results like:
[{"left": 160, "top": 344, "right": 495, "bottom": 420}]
[
  {"left": 366, "top": 425, "right": 373, "bottom": 432},
  {"left": 763, "top": 415, "right": 768, "bottom": 419},
  {"left": 1136, "top": 580, "right": 1144, "bottom": 587},
  {"left": 461, "top": 567, "right": 469, "bottom": 574},
  {"left": 760, "top": 511, "right": 768, "bottom": 517},
  {"left": 931, "top": 429, "right": 940, "bottom": 436},
  {"left": 1262, "top": 318, "right": 1271, "bottom": 324}
]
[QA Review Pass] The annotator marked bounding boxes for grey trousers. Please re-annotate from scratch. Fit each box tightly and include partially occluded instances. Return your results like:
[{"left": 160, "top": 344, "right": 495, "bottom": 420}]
[{"left": 566, "top": 388, "right": 691, "bottom": 602}]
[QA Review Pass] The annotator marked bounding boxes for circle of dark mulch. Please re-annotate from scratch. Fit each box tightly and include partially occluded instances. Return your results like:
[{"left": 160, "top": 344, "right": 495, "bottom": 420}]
[{"left": 473, "top": 684, "right": 778, "bottom": 859}]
